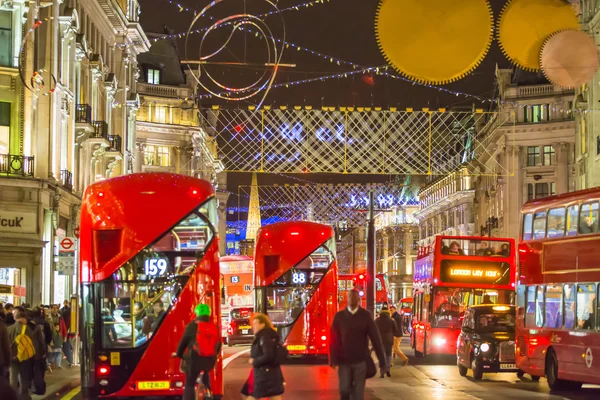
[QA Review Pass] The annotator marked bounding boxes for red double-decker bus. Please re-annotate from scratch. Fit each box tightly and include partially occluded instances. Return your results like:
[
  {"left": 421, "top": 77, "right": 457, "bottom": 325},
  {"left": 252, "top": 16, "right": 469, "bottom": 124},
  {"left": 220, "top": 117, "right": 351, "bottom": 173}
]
[
  {"left": 254, "top": 221, "right": 338, "bottom": 357},
  {"left": 79, "top": 173, "right": 223, "bottom": 399},
  {"left": 412, "top": 236, "right": 516, "bottom": 358},
  {"left": 338, "top": 272, "right": 390, "bottom": 312},
  {"left": 516, "top": 188, "right": 600, "bottom": 390}
]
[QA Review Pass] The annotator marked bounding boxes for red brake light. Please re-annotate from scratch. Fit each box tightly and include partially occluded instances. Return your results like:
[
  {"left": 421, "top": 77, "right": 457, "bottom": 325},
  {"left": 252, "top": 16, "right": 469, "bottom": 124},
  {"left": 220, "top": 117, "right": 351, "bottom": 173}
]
[{"left": 98, "top": 366, "right": 110, "bottom": 375}]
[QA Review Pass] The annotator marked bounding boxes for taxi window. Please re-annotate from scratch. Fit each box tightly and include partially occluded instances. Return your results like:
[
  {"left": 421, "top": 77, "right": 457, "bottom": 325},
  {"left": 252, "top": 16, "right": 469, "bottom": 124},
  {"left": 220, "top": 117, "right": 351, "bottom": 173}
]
[
  {"left": 566, "top": 205, "right": 578, "bottom": 236},
  {"left": 579, "top": 202, "right": 599, "bottom": 235},
  {"left": 476, "top": 312, "right": 515, "bottom": 333},
  {"left": 522, "top": 213, "right": 533, "bottom": 241},
  {"left": 547, "top": 208, "right": 565, "bottom": 239}
]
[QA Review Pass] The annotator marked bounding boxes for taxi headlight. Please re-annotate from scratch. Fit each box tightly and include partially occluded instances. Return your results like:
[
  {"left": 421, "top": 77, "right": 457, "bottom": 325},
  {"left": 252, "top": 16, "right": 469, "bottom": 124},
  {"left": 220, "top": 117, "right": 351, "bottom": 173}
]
[{"left": 480, "top": 343, "right": 490, "bottom": 352}]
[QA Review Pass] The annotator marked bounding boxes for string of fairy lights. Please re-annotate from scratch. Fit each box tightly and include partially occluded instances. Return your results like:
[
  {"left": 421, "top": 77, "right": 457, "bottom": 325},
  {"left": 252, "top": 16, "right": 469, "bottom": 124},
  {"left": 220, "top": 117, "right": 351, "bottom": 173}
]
[{"left": 129, "top": 2, "right": 594, "bottom": 115}]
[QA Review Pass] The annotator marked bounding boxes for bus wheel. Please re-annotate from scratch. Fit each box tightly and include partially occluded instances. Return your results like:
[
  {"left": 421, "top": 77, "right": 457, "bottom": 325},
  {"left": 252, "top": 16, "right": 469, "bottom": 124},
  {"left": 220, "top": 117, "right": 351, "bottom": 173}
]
[
  {"left": 546, "top": 348, "right": 572, "bottom": 391},
  {"left": 457, "top": 362, "right": 468, "bottom": 377},
  {"left": 472, "top": 359, "right": 483, "bottom": 380},
  {"left": 516, "top": 370, "right": 525, "bottom": 378}
]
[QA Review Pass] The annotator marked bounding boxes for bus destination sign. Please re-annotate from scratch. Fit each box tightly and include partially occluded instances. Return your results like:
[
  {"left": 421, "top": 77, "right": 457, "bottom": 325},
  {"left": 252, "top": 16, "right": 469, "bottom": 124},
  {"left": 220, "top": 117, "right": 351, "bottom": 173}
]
[{"left": 440, "top": 260, "right": 510, "bottom": 285}]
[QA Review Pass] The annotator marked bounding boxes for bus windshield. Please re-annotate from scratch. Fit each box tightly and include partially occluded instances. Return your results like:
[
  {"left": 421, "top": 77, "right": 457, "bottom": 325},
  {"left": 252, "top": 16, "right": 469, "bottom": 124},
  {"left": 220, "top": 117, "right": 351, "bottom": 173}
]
[
  {"left": 432, "top": 287, "right": 514, "bottom": 328},
  {"left": 440, "top": 238, "right": 511, "bottom": 257},
  {"left": 264, "top": 237, "right": 335, "bottom": 327},
  {"left": 98, "top": 199, "right": 217, "bottom": 349}
]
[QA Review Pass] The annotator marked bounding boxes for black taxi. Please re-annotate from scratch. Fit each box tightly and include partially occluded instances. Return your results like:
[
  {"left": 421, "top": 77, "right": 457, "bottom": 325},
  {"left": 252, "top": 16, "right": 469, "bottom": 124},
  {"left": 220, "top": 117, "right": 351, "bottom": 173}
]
[{"left": 457, "top": 304, "right": 517, "bottom": 380}]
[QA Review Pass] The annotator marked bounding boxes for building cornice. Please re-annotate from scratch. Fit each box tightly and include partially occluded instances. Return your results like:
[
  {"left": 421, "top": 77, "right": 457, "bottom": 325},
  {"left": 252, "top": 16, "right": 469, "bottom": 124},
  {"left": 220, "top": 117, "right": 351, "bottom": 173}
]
[
  {"left": 136, "top": 121, "right": 200, "bottom": 136},
  {"left": 414, "top": 190, "right": 475, "bottom": 220}
]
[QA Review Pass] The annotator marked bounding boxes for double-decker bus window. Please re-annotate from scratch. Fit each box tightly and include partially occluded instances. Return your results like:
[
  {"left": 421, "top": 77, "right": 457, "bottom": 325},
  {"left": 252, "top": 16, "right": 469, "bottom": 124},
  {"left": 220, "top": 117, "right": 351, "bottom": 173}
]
[
  {"left": 98, "top": 200, "right": 216, "bottom": 349},
  {"left": 544, "top": 285, "right": 563, "bottom": 329},
  {"left": 579, "top": 202, "right": 599, "bottom": 234},
  {"left": 564, "top": 284, "right": 575, "bottom": 329},
  {"left": 432, "top": 288, "right": 461, "bottom": 327},
  {"left": 376, "top": 278, "right": 383, "bottom": 291},
  {"left": 576, "top": 284, "right": 597, "bottom": 330},
  {"left": 533, "top": 212, "right": 547, "bottom": 240},
  {"left": 566, "top": 205, "right": 579, "bottom": 236},
  {"left": 547, "top": 208, "right": 566, "bottom": 239},
  {"left": 440, "top": 238, "right": 511, "bottom": 257},
  {"left": 522, "top": 213, "right": 533, "bottom": 240},
  {"left": 263, "top": 238, "right": 335, "bottom": 327},
  {"left": 535, "top": 286, "right": 544, "bottom": 328},
  {"left": 525, "top": 286, "right": 535, "bottom": 327}
]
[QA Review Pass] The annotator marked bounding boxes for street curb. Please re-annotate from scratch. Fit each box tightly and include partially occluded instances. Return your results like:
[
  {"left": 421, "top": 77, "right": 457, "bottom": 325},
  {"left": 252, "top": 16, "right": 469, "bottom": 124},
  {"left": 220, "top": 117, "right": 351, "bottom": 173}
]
[{"left": 39, "top": 378, "right": 81, "bottom": 400}]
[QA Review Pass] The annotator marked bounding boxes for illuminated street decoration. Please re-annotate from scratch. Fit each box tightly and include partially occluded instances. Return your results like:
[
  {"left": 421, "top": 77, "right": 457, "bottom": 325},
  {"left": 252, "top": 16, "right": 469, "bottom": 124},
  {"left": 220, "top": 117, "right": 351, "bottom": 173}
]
[
  {"left": 203, "top": 107, "right": 514, "bottom": 175},
  {"left": 232, "top": 182, "right": 420, "bottom": 228}
]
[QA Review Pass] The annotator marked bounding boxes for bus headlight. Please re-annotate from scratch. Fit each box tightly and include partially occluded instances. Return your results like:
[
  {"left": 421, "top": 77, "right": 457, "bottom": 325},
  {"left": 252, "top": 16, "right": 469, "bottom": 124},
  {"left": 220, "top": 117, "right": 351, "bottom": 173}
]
[
  {"left": 480, "top": 343, "right": 490, "bottom": 352},
  {"left": 433, "top": 337, "right": 446, "bottom": 346}
]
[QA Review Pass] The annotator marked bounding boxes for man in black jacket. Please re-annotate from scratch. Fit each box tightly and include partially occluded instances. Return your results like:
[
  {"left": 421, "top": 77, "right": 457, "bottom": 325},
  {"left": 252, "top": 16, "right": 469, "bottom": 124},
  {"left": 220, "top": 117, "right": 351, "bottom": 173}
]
[
  {"left": 389, "top": 305, "right": 409, "bottom": 367},
  {"left": 330, "top": 290, "right": 386, "bottom": 400},
  {"left": 375, "top": 305, "right": 397, "bottom": 377}
]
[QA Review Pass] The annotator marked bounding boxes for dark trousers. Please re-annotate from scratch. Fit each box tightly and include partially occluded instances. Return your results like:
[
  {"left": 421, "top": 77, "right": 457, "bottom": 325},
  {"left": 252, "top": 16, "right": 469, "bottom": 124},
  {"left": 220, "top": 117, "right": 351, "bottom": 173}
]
[
  {"left": 63, "top": 339, "right": 73, "bottom": 365},
  {"left": 32, "top": 358, "right": 46, "bottom": 395},
  {"left": 338, "top": 362, "right": 366, "bottom": 400},
  {"left": 10, "top": 358, "right": 33, "bottom": 400},
  {"left": 183, "top": 357, "right": 213, "bottom": 400},
  {"left": 383, "top": 346, "right": 392, "bottom": 371}
]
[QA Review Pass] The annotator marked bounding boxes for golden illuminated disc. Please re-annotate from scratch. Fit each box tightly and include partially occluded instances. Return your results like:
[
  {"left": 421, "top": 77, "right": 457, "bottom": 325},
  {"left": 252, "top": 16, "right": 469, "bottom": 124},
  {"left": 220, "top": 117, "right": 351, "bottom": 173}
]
[
  {"left": 498, "top": 0, "right": 579, "bottom": 71},
  {"left": 375, "top": 0, "right": 493, "bottom": 85},
  {"left": 541, "top": 30, "right": 599, "bottom": 89}
]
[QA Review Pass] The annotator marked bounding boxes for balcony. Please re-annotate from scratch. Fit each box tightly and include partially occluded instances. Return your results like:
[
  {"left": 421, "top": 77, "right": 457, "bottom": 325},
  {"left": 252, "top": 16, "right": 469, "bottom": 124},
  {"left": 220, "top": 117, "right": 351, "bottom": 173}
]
[
  {"left": 60, "top": 169, "right": 73, "bottom": 192},
  {"left": 0, "top": 154, "right": 35, "bottom": 177},
  {"left": 137, "top": 82, "right": 193, "bottom": 98},
  {"left": 91, "top": 121, "right": 108, "bottom": 140},
  {"left": 75, "top": 104, "right": 92, "bottom": 124},
  {"left": 107, "top": 135, "right": 122, "bottom": 153}
]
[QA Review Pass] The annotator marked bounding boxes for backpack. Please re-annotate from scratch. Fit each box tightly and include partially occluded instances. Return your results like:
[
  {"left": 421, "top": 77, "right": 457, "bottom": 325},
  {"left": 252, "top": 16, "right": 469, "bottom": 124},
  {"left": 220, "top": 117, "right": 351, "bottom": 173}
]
[
  {"left": 16, "top": 324, "right": 36, "bottom": 361},
  {"left": 191, "top": 321, "right": 219, "bottom": 357}
]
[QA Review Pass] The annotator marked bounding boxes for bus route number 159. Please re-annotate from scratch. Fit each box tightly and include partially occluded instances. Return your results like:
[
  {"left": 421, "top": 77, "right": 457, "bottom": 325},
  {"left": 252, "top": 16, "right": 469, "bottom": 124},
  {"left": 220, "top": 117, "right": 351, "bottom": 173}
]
[{"left": 144, "top": 258, "right": 168, "bottom": 277}]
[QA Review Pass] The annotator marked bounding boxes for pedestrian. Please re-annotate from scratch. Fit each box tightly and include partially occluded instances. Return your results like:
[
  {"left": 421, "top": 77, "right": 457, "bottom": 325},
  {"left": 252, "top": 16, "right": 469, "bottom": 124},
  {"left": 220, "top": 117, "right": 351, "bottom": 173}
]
[
  {"left": 389, "top": 305, "right": 409, "bottom": 367},
  {"left": 242, "top": 313, "right": 284, "bottom": 400},
  {"left": 330, "top": 289, "right": 387, "bottom": 400},
  {"left": 175, "top": 304, "right": 221, "bottom": 400},
  {"left": 374, "top": 305, "right": 397, "bottom": 378},
  {"left": 48, "top": 323, "right": 63, "bottom": 371},
  {"left": 8, "top": 310, "right": 44, "bottom": 400},
  {"left": 4, "top": 305, "right": 14, "bottom": 326},
  {"left": 0, "top": 382, "right": 18, "bottom": 400},
  {"left": 0, "top": 317, "right": 10, "bottom": 385},
  {"left": 59, "top": 307, "right": 73, "bottom": 367}
]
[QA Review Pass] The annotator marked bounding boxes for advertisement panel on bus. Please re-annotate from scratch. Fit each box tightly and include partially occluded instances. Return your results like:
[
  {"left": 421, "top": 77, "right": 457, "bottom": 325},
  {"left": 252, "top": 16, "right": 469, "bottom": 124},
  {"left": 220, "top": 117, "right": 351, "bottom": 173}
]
[{"left": 412, "top": 236, "right": 516, "bottom": 358}]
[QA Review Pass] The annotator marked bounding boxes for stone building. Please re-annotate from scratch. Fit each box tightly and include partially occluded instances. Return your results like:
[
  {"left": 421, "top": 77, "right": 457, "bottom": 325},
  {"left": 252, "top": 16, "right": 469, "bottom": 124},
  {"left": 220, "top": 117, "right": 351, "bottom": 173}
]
[{"left": 0, "top": 0, "right": 147, "bottom": 305}]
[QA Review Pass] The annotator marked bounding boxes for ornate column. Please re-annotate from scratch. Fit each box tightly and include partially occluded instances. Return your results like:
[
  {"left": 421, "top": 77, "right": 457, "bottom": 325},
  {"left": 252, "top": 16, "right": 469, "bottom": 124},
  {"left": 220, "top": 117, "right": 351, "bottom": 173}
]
[
  {"left": 554, "top": 142, "right": 569, "bottom": 195},
  {"left": 134, "top": 142, "right": 145, "bottom": 173}
]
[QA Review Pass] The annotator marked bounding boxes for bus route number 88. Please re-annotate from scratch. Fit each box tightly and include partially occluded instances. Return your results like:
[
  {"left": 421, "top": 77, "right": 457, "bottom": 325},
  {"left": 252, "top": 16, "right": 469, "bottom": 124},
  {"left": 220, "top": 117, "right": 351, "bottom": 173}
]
[{"left": 292, "top": 271, "right": 306, "bottom": 285}]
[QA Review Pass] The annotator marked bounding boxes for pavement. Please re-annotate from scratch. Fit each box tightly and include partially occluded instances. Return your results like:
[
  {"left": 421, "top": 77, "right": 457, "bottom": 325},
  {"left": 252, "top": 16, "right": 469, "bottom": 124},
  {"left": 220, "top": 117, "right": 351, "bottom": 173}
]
[{"left": 28, "top": 338, "right": 600, "bottom": 400}]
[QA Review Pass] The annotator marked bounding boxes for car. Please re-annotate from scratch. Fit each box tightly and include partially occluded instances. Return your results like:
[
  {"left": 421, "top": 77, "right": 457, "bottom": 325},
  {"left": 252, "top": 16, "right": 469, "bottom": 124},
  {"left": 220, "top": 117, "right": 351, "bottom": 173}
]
[
  {"left": 457, "top": 304, "right": 518, "bottom": 380},
  {"left": 227, "top": 306, "right": 254, "bottom": 346}
]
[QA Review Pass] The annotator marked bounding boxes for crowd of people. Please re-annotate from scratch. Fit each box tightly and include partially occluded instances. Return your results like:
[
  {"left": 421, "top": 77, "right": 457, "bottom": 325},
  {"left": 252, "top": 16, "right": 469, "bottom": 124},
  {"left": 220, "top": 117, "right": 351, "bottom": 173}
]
[{"left": 0, "top": 300, "right": 74, "bottom": 400}]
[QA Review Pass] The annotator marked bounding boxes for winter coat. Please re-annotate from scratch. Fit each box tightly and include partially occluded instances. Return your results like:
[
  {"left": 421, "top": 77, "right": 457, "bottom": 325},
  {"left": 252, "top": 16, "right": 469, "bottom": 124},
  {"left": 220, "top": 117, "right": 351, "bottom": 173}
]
[
  {"left": 250, "top": 327, "right": 284, "bottom": 399},
  {"left": 375, "top": 310, "right": 398, "bottom": 349},
  {"left": 51, "top": 329, "right": 63, "bottom": 351},
  {"left": 391, "top": 311, "right": 403, "bottom": 337},
  {"left": 0, "top": 320, "right": 10, "bottom": 369},
  {"left": 34, "top": 316, "right": 53, "bottom": 347}
]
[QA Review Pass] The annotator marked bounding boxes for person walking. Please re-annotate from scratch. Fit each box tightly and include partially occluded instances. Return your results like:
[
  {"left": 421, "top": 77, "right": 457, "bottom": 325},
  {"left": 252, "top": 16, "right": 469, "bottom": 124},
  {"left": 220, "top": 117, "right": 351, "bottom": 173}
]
[
  {"left": 48, "top": 323, "right": 63, "bottom": 371},
  {"left": 244, "top": 313, "right": 284, "bottom": 400},
  {"left": 0, "top": 317, "right": 10, "bottom": 385},
  {"left": 389, "top": 305, "right": 409, "bottom": 367},
  {"left": 31, "top": 308, "right": 50, "bottom": 391},
  {"left": 175, "top": 304, "right": 221, "bottom": 400},
  {"left": 8, "top": 310, "right": 44, "bottom": 400},
  {"left": 374, "top": 305, "right": 397, "bottom": 377},
  {"left": 330, "top": 289, "right": 386, "bottom": 400}
]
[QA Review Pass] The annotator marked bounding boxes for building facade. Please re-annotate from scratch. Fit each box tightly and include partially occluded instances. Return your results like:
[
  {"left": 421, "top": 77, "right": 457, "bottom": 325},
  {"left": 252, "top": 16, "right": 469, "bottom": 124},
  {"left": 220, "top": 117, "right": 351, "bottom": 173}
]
[
  {"left": 576, "top": 1, "right": 600, "bottom": 189},
  {"left": 474, "top": 68, "right": 575, "bottom": 240},
  {"left": 0, "top": 0, "right": 147, "bottom": 305}
]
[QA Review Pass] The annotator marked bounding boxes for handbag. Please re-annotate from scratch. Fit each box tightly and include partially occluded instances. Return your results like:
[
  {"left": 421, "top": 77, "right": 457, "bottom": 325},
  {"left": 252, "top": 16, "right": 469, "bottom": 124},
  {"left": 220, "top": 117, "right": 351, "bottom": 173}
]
[{"left": 365, "top": 350, "right": 376, "bottom": 379}]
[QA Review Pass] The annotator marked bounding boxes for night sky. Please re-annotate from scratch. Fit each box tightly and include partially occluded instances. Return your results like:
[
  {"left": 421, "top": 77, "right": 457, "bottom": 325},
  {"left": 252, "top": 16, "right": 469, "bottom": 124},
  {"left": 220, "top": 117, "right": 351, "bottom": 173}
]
[{"left": 138, "top": 0, "right": 514, "bottom": 195}]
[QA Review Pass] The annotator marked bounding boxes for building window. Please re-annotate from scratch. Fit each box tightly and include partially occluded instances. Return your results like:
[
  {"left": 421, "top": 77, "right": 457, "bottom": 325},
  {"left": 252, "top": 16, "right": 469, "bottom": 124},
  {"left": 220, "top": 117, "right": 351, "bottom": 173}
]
[
  {"left": 527, "top": 146, "right": 540, "bottom": 166},
  {"left": 143, "top": 145, "right": 171, "bottom": 167},
  {"left": 525, "top": 104, "right": 550, "bottom": 123},
  {"left": 147, "top": 68, "right": 160, "bottom": 85},
  {"left": 543, "top": 145, "right": 555, "bottom": 166},
  {"left": 528, "top": 183, "right": 554, "bottom": 201},
  {"left": 597, "top": 136, "right": 600, "bottom": 156},
  {"left": 0, "top": 11, "right": 12, "bottom": 67},
  {"left": 0, "top": 102, "right": 9, "bottom": 154}
]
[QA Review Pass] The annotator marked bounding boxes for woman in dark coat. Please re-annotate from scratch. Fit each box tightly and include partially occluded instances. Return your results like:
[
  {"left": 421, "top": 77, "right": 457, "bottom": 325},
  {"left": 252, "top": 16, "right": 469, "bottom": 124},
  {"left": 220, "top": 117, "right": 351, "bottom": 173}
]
[{"left": 241, "top": 313, "right": 284, "bottom": 400}]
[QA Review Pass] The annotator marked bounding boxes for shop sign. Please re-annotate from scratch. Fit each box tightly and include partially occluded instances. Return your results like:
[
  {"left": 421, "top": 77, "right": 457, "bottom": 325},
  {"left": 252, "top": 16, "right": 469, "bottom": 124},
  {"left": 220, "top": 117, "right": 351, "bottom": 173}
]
[
  {"left": 0, "top": 211, "right": 37, "bottom": 234},
  {"left": 0, "top": 284, "right": 11, "bottom": 294}
]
